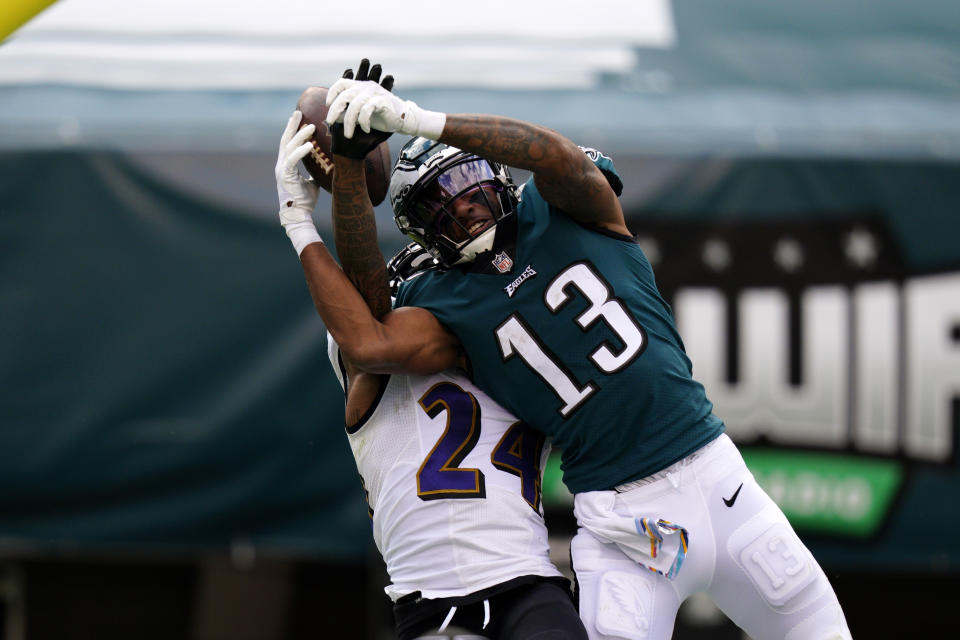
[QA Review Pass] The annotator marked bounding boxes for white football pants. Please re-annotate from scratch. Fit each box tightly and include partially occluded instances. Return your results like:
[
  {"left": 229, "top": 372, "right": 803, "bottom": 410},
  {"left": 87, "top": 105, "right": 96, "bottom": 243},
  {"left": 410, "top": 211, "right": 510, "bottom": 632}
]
[{"left": 571, "top": 434, "right": 851, "bottom": 640}]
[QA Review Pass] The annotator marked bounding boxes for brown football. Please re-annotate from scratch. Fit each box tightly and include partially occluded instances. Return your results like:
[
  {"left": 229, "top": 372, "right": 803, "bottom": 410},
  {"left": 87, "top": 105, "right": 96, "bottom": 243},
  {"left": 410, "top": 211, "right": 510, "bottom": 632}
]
[{"left": 295, "top": 86, "right": 391, "bottom": 206}]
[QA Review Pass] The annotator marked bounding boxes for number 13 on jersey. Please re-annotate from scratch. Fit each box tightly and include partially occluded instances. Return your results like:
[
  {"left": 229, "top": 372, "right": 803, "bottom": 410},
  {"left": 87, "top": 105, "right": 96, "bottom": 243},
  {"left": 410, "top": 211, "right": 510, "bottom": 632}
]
[{"left": 495, "top": 261, "right": 647, "bottom": 417}]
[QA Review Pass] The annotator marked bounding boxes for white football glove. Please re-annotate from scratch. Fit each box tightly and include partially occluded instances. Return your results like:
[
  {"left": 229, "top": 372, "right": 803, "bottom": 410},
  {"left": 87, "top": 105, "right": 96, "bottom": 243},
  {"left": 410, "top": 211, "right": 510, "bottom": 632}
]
[
  {"left": 275, "top": 110, "right": 323, "bottom": 256},
  {"left": 325, "top": 78, "right": 446, "bottom": 141}
]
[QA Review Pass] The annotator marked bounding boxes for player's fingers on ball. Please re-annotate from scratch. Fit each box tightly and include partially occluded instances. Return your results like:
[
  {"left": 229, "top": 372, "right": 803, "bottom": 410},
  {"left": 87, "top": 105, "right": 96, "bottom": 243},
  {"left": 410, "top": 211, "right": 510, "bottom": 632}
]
[
  {"left": 288, "top": 141, "right": 314, "bottom": 167},
  {"left": 290, "top": 122, "right": 315, "bottom": 147},
  {"left": 280, "top": 110, "right": 302, "bottom": 147},
  {"left": 381, "top": 75, "right": 394, "bottom": 92},
  {"left": 368, "top": 63, "right": 382, "bottom": 84},
  {"left": 285, "top": 126, "right": 314, "bottom": 159},
  {"left": 342, "top": 69, "right": 354, "bottom": 79}
]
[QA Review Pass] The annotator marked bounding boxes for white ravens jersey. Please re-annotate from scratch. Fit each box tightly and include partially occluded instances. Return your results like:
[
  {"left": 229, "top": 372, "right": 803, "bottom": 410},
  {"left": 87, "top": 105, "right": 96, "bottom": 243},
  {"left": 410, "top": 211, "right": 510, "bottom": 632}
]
[{"left": 327, "top": 334, "right": 562, "bottom": 601}]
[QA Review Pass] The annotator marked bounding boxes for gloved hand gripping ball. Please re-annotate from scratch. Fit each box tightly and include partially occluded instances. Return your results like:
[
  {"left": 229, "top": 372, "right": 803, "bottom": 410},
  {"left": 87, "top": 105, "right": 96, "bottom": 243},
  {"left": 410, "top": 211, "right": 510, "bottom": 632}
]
[{"left": 295, "top": 76, "right": 391, "bottom": 204}]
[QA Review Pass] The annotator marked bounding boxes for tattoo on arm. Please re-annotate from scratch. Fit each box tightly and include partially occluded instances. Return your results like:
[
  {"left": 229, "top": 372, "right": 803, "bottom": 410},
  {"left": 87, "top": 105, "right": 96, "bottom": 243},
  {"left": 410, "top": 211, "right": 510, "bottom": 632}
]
[
  {"left": 440, "top": 114, "right": 607, "bottom": 216},
  {"left": 441, "top": 115, "right": 558, "bottom": 173},
  {"left": 332, "top": 161, "right": 392, "bottom": 320},
  {"left": 440, "top": 114, "right": 625, "bottom": 231}
]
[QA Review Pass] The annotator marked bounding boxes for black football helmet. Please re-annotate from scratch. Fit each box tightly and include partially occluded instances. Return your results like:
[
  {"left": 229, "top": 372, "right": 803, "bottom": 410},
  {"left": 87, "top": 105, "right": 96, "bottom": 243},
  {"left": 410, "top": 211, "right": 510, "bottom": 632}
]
[
  {"left": 387, "top": 242, "right": 439, "bottom": 296},
  {"left": 389, "top": 137, "right": 519, "bottom": 269}
]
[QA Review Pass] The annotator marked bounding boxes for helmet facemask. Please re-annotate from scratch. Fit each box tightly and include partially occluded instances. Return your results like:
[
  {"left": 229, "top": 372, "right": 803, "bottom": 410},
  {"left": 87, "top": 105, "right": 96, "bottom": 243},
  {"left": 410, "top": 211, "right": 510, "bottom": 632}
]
[{"left": 392, "top": 144, "right": 517, "bottom": 269}]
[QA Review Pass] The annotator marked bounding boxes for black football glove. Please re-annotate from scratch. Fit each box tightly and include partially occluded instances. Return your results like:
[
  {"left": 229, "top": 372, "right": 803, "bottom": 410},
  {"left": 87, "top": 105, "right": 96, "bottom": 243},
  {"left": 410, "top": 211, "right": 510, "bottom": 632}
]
[{"left": 330, "top": 58, "right": 395, "bottom": 160}]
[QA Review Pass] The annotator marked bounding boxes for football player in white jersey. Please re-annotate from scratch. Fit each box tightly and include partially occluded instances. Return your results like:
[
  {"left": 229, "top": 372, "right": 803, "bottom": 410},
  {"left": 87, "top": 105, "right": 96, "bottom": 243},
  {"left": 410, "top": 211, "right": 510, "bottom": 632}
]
[{"left": 275, "top": 72, "right": 589, "bottom": 638}]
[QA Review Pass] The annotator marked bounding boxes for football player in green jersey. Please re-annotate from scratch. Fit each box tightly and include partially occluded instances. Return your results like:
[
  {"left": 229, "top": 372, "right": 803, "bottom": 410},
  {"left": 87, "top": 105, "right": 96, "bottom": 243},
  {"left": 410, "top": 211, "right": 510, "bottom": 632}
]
[{"left": 285, "top": 62, "right": 851, "bottom": 640}]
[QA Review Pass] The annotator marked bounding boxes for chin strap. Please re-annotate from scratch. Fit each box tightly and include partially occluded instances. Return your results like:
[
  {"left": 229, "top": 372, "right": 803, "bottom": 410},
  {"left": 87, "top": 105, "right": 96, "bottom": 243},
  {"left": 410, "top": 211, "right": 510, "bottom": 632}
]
[{"left": 453, "top": 226, "right": 498, "bottom": 265}]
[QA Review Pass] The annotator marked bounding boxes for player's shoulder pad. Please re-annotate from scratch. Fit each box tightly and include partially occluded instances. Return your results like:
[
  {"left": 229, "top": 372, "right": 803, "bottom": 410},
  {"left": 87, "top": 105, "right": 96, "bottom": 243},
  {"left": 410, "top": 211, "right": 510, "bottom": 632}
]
[
  {"left": 394, "top": 269, "right": 429, "bottom": 306},
  {"left": 579, "top": 146, "right": 623, "bottom": 197}
]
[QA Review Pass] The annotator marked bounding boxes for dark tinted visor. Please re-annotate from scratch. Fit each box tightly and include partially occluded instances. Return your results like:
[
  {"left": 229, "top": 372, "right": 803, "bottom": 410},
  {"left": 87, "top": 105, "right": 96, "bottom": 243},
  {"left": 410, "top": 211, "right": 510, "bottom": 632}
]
[{"left": 410, "top": 159, "right": 498, "bottom": 228}]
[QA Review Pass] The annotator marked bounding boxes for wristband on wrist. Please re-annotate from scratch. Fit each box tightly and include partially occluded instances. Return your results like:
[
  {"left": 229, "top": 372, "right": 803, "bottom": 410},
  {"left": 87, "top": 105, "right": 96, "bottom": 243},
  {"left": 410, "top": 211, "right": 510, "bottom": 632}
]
[
  {"left": 285, "top": 221, "right": 323, "bottom": 256},
  {"left": 279, "top": 205, "right": 323, "bottom": 256},
  {"left": 415, "top": 108, "right": 446, "bottom": 139}
]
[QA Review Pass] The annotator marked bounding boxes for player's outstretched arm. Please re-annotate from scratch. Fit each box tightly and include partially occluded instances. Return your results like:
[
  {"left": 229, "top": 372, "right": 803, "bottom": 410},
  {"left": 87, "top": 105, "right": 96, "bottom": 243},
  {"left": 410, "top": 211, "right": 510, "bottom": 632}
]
[
  {"left": 328, "top": 155, "right": 392, "bottom": 320},
  {"left": 326, "top": 59, "right": 395, "bottom": 321},
  {"left": 298, "top": 242, "right": 463, "bottom": 376},
  {"left": 441, "top": 114, "right": 627, "bottom": 234},
  {"left": 325, "top": 78, "right": 628, "bottom": 235},
  {"left": 274, "top": 104, "right": 462, "bottom": 377},
  {"left": 293, "top": 155, "right": 462, "bottom": 376}
]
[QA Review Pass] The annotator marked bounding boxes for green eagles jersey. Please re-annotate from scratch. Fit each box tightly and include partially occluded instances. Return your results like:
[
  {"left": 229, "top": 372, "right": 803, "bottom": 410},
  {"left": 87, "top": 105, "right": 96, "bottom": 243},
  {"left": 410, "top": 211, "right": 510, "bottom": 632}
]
[{"left": 396, "top": 153, "right": 724, "bottom": 493}]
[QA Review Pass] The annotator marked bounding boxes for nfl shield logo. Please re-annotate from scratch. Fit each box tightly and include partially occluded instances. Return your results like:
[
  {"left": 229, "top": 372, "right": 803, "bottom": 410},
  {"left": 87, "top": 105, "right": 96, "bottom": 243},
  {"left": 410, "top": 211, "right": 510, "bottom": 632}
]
[{"left": 492, "top": 251, "right": 514, "bottom": 273}]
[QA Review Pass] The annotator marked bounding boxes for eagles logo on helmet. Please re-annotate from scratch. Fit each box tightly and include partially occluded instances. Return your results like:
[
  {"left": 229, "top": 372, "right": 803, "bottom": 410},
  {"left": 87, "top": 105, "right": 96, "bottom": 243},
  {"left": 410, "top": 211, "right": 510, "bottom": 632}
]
[{"left": 389, "top": 137, "right": 519, "bottom": 269}]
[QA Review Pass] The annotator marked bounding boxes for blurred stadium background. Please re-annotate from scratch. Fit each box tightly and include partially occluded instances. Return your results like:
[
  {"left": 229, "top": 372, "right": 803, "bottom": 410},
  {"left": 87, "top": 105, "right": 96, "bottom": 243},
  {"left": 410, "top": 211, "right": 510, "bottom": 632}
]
[{"left": 1, "top": 0, "right": 959, "bottom": 637}]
